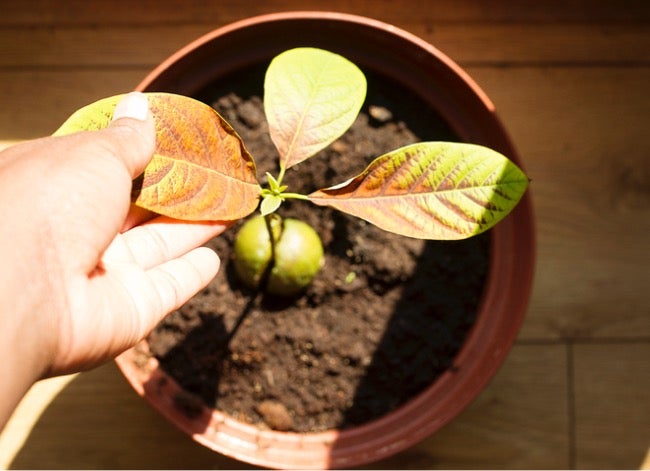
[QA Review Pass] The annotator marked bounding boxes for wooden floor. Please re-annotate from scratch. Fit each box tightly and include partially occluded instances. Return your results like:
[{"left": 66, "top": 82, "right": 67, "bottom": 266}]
[{"left": 1, "top": 1, "right": 649, "bottom": 469}]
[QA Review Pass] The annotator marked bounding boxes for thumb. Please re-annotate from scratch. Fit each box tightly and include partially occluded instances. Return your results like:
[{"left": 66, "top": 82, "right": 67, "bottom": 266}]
[{"left": 103, "top": 92, "right": 156, "bottom": 178}]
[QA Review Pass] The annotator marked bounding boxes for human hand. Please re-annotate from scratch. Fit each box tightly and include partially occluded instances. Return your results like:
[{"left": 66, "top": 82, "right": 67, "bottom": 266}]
[{"left": 0, "top": 93, "right": 228, "bottom": 424}]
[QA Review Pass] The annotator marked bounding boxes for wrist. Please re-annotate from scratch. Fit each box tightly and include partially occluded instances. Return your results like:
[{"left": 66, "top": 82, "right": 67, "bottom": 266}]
[{"left": 0, "top": 210, "right": 57, "bottom": 428}]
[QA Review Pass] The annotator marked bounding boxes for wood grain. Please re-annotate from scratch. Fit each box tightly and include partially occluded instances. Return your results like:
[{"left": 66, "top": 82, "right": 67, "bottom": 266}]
[
  {"left": 574, "top": 343, "right": 650, "bottom": 469},
  {"left": 0, "top": 70, "right": 146, "bottom": 139},
  {"left": 0, "top": 0, "right": 648, "bottom": 468},
  {"left": 4, "top": 364, "right": 247, "bottom": 470},
  {"left": 363, "top": 344, "right": 570, "bottom": 469},
  {"left": 2, "top": 0, "right": 649, "bottom": 25},
  {"left": 3, "top": 346, "right": 569, "bottom": 470},
  {"left": 1, "top": 23, "right": 647, "bottom": 68},
  {"left": 467, "top": 66, "right": 650, "bottom": 340}
]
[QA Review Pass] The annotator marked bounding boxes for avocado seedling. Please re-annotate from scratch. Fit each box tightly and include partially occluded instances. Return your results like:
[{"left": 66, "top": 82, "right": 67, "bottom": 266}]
[{"left": 54, "top": 47, "right": 529, "bottom": 298}]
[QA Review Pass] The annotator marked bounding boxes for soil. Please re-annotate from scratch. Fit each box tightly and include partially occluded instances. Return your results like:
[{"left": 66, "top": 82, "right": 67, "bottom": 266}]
[{"left": 145, "top": 64, "right": 491, "bottom": 433}]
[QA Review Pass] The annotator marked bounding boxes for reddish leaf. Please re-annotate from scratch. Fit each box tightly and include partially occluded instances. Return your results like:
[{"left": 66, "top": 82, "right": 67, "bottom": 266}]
[
  {"left": 54, "top": 93, "right": 261, "bottom": 221},
  {"left": 308, "top": 142, "right": 529, "bottom": 240}
]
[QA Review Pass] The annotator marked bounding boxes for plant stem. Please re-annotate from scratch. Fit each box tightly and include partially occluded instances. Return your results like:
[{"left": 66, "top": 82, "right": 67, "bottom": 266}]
[
  {"left": 281, "top": 192, "right": 311, "bottom": 201},
  {"left": 276, "top": 165, "right": 287, "bottom": 186}
]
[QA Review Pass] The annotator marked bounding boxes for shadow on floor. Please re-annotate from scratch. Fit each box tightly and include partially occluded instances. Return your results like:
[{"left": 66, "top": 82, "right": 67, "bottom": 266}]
[{"left": 9, "top": 363, "right": 256, "bottom": 470}]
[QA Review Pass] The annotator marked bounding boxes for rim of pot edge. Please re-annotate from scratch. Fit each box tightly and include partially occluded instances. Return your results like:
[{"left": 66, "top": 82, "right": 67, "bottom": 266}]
[{"left": 116, "top": 10, "right": 536, "bottom": 470}]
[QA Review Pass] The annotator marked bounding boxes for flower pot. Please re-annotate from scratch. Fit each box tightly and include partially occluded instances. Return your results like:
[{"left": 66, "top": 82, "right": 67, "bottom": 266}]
[{"left": 115, "top": 11, "right": 535, "bottom": 469}]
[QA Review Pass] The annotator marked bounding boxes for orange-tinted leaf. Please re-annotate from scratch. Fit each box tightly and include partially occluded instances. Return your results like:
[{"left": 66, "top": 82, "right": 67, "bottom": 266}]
[
  {"left": 308, "top": 142, "right": 529, "bottom": 240},
  {"left": 54, "top": 93, "right": 261, "bottom": 221}
]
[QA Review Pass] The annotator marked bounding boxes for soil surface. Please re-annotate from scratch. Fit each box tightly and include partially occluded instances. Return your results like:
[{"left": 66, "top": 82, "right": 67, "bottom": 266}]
[{"left": 146, "top": 64, "right": 490, "bottom": 433}]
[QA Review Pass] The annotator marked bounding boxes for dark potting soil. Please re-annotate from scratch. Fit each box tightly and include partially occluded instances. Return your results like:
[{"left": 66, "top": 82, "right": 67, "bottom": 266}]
[{"left": 146, "top": 64, "right": 490, "bottom": 433}]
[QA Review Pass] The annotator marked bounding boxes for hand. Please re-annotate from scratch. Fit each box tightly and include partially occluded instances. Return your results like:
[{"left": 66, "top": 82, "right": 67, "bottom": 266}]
[{"left": 0, "top": 92, "right": 228, "bottom": 426}]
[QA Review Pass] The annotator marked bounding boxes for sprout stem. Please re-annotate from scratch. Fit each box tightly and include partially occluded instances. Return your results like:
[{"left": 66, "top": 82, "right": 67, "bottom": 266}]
[
  {"left": 281, "top": 192, "right": 311, "bottom": 201},
  {"left": 276, "top": 165, "right": 287, "bottom": 186}
]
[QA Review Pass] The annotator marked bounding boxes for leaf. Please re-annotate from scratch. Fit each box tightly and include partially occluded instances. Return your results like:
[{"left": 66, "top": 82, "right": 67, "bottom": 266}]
[
  {"left": 260, "top": 194, "right": 283, "bottom": 216},
  {"left": 54, "top": 94, "right": 123, "bottom": 134},
  {"left": 308, "top": 142, "right": 529, "bottom": 240},
  {"left": 264, "top": 47, "right": 367, "bottom": 170},
  {"left": 54, "top": 93, "right": 261, "bottom": 221}
]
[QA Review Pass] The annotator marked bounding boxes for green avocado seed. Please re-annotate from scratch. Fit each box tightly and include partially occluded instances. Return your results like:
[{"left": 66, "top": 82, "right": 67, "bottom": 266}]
[{"left": 233, "top": 215, "right": 324, "bottom": 297}]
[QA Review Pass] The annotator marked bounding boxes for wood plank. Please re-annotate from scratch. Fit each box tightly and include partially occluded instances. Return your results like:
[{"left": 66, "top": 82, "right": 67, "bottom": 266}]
[
  {"left": 366, "top": 344, "right": 569, "bottom": 469},
  {"left": 0, "top": 70, "right": 147, "bottom": 140},
  {"left": 1, "top": 22, "right": 647, "bottom": 68},
  {"left": 0, "top": 2, "right": 647, "bottom": 471},
  {"left": 466, "top": 66, "right": 650, "bottom": 341},
  {"left": 573, "top": 343, "right": 650, "bottom": 469},
  {"left": 643, "top": 447, "right": 650, "bottom": 470},
  {"left": 2, "top": 0, "right": 649, "bottom": 25},
  {"left": 4, "top": 363, "right": 249, "bottom": 469},
  {"left": 426, "top": 22, "right": 650, "bottom": 65},
  {"left": 0, "top": 374, "right": 78, "bottom": 469},
  {"left": 3, "top": 346, "right": 568, "bottom": 469},
  {"left": 0, "top": 25, "right": 212, "bottom": 68}
]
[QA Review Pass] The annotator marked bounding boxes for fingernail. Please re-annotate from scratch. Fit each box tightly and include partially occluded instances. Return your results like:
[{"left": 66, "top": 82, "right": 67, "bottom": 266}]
[{"left": 112, "top": 92, "right": 149, "bottom": 122}]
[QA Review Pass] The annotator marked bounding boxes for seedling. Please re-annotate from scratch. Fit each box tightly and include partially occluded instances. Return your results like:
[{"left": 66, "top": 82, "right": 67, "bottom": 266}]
[{"left": 54, "top": 47, "right": 529, "bottom": 297}]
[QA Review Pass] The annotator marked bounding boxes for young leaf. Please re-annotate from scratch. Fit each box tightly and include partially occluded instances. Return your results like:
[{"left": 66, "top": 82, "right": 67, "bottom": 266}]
[
  {"left": 260, "top": 194, "right": 283, "bottom": 216},
  {"left": 54, "top": 93, "right": 261, "bottom": 221},
  {"left": 264, "top": 47, "right": 367, "bottom": 170},
  {"left": 308, "top": 142, "right": 529, "bottom": 240}
]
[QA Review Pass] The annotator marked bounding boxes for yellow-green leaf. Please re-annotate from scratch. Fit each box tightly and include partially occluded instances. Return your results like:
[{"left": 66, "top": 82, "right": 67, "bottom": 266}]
[
  {"left": 264, "top": 47, "right": 366, "bottom": 170},
  {"left": 308, "top": 142, "right": 529, "bottom": 240},
  {"left": 260, "top": 194, "right": 283, "bottom": 216},
  {"left": 54, "top": 93, "right": 261, "bottom": 221}
]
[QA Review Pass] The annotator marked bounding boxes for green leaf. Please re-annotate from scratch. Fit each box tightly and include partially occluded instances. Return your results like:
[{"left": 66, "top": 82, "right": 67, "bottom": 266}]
[
  {"left": 266, "top": 172, "right": 282, "bottom": 192},
  {"left": 308, "top": 142, "right": 529, "bottom": 240},
  {"left": 264, "top": 47, "right": 367, "bottom": 170},
  {"left": 53, "top": 93, "right": 261, "bottom": 222},
  {"left": 260, "top": 194, "right": 283, "bottom": 216},
  {"left": 54, "top": 95, "right": 122, "bottom": 134}
]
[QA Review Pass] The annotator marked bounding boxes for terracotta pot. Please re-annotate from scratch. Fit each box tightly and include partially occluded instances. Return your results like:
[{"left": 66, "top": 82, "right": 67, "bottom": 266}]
[{"left": 115, "top": 11, "right": 535, "bottom": 469}]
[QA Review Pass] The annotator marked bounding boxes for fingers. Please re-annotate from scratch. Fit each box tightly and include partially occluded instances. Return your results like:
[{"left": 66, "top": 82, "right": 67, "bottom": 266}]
[
  {"left": 57, "top": 245, "right": 222, "bottom": 374},
  {"left": 121, "top": 204, "right": 157, "bottom": 232},
  {"left": 104, "top": 92, "right": 156, "bottom": 178},
  {"left": 142, "top": 246, "right": 221, "bottom": 320},
  {"left": 104, "top": 215, "right": 231, "bottom": 270}
]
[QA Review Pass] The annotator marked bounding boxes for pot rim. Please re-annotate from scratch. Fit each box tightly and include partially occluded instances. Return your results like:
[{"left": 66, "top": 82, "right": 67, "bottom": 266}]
[
  {"left": 118, "top": 10, "right": 536, "bottom": 469},
  {"left": 138, "top": 11, "right": 496, "bottom": 111}
]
